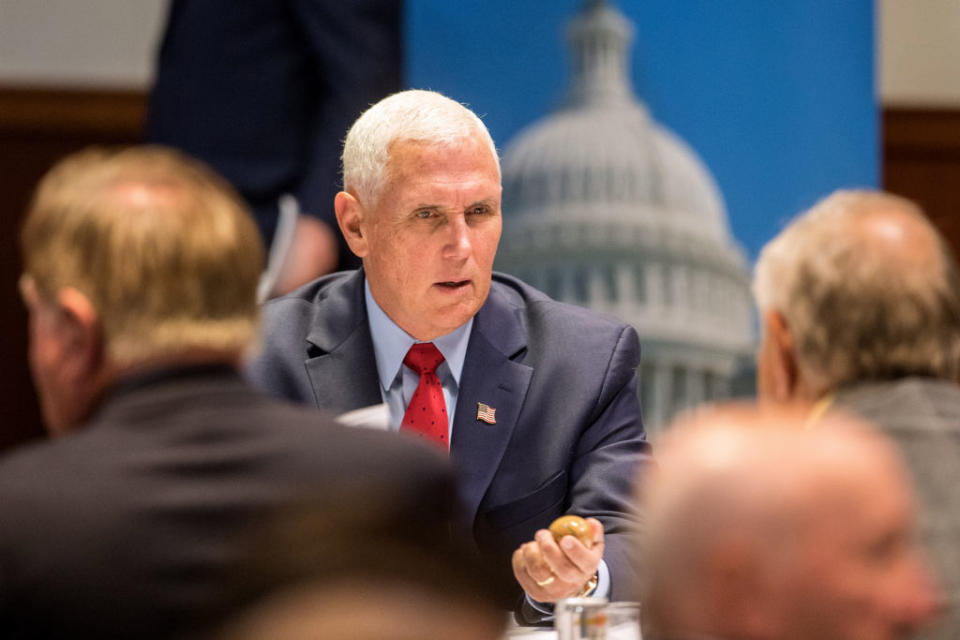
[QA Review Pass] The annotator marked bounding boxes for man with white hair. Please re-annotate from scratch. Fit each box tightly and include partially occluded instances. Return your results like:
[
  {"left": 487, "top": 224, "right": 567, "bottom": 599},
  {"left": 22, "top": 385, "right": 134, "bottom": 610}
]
[
  {"left": 753, "top": 190, "right": 960, "bottom": 639},
  {"left": 249, "top": 89, "right": 649, "bottom": 620},
  {"left": 640, "top": 406, "right": 942, "bottom": 640}
]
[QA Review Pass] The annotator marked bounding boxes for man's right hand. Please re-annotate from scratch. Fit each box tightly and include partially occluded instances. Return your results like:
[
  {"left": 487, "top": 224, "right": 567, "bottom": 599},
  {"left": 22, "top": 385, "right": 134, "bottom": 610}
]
[{"left": 511, "top": 517, "right": 604, "bottom": 603}]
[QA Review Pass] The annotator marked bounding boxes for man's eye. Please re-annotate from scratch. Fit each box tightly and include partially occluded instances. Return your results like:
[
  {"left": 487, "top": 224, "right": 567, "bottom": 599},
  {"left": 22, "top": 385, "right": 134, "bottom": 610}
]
[
  {"left": 468, "top": 206, "right": 490, "bottom": 216},
  {"left": 416, "top": 210, "right": 435, "bottom": 219}
]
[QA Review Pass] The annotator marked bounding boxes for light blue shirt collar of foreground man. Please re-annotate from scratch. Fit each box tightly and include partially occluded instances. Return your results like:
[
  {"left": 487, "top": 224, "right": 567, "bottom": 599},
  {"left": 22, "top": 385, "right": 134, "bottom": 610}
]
[{"left": 364, "top": 279, "right": 610, "bottom": 613}]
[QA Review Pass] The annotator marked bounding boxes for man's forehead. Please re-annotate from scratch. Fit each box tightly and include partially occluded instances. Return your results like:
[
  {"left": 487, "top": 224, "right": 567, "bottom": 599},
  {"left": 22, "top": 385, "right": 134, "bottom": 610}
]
[
  {"left": 372, "top": 138, "right": 501, "bottom": 210},
  {"left": 387, "top": 136, "right": 498, "bottom": 174}
]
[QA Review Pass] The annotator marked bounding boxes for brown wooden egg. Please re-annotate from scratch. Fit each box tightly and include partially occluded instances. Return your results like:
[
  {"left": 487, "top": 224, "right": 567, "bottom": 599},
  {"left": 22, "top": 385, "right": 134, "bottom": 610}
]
[{"left": 549, "top": 515, "right": 592, "bottom": 547}]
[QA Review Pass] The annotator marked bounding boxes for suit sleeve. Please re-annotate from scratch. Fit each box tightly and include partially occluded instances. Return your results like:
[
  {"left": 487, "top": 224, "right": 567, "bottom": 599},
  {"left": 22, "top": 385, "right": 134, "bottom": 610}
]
[{"left": 569, "top": 324, "right": 650, "bottom": 601}]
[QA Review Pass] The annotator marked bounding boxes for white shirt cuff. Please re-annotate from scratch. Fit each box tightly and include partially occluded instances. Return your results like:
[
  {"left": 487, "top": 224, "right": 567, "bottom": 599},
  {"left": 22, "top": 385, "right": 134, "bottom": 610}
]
[{"left": 594, "top": 559, "right": 611, "bottom": 598}]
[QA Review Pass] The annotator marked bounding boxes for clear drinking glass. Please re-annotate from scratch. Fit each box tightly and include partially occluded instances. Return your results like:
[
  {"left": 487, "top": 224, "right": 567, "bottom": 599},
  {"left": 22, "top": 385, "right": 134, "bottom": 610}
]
[{"left": 605, "top": 602, "right": 641, "bottom": 640}]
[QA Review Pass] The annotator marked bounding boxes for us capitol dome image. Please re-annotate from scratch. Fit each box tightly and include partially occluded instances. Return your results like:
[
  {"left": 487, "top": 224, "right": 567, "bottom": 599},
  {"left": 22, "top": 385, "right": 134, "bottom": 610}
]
[{"left": 496, "top": 0, "right": 755, "bottom": 431}]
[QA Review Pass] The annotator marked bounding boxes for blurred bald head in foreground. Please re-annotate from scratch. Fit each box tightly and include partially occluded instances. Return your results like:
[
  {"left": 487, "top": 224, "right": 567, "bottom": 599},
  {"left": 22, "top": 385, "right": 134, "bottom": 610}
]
[{"left": 640, "top": 406, "right": 941, "bottom": 640}]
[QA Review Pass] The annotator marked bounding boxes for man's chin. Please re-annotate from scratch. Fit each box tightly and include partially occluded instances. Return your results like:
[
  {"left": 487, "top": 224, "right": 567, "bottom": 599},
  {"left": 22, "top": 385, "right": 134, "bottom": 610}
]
[{"left": 417, "top": 302, "right": 481, "bottom": 338}]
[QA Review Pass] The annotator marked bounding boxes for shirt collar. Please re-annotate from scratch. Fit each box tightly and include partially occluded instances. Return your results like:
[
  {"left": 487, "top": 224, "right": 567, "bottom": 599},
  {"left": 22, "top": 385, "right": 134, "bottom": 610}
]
[{"left": 364, "top": 281, "right": 473, "bottom": 391}]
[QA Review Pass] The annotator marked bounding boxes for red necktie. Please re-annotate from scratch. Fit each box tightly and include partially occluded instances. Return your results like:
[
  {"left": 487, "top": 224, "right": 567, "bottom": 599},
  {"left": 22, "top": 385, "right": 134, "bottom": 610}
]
[{"left": 401, "top": 343, "right": 448, "bottom": 450}]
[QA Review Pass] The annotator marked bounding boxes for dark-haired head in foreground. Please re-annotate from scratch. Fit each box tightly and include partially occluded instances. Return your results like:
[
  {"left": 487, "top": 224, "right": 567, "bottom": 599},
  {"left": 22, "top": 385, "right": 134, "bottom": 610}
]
[{"left": 221, "top": 486, "right": 511, "bottom": 640}]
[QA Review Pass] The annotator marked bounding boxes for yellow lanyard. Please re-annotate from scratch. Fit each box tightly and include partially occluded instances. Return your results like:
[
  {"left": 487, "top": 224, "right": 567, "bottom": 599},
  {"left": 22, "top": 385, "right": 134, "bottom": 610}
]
[{"left": 803, "top": 392, "right": 835, "bottom": 430}]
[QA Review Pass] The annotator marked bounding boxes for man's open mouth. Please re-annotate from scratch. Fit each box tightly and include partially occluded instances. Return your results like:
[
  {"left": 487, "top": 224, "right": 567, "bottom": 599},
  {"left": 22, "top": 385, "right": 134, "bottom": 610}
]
[{"left": 436, "top": 280, "right": 470, "bottom": 289}]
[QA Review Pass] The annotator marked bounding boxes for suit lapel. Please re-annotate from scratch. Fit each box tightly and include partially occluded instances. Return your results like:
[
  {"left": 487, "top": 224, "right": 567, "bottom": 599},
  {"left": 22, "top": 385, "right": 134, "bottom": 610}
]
[
  {"left": 452, "top": 285, "right": 533, "bottom": 526},
  {"left": 301, "top": 274, "right": 535, "bottom": 524},
  {"left": 303, "top": 270, "right": 382, "bottom": 413}
]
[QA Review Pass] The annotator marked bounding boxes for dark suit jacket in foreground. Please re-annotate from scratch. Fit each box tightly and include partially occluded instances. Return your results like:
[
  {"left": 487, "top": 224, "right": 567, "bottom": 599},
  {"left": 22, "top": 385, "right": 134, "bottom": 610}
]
[
  {"left": 835, "top": 378, "right": 960, "bottom": 640},
  {"left": 248, "top": 270, "right": 651, "bottom": 606},
  {"left": 0, "top": 364, "right": 455, "bottom": 639}
]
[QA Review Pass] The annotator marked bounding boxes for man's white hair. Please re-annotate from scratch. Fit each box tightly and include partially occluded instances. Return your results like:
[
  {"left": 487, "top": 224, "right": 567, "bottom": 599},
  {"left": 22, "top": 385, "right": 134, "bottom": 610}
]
[
  {"left": 341, "top": 89, "right": 500, "bottom": 206},
  {"left": 753, "top": 189, "right": 960, "bottom": 391}
]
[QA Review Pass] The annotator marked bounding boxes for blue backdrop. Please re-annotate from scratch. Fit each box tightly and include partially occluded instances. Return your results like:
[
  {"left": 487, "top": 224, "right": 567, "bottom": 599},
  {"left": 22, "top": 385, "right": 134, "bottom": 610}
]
[{"left": 406, "top": 0, "right": 876, "bottom": 259}]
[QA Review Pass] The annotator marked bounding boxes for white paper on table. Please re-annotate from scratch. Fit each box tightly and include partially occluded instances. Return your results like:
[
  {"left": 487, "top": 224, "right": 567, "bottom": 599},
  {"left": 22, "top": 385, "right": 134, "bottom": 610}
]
[
  {"left": 256, "top": 193, "right": 299, "bottom": 304},
  {"left": 336, "top": 403, "right": 390, "bottom": 431},
  {"left": 503, "top": 628, "right": 556, "bottom": 639}
]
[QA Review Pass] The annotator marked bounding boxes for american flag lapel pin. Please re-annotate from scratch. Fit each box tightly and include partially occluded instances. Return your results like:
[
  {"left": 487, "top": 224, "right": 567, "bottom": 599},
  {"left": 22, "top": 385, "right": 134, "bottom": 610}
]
[{"left": 476, "top": 402, "right": 497, "bottom": 425}]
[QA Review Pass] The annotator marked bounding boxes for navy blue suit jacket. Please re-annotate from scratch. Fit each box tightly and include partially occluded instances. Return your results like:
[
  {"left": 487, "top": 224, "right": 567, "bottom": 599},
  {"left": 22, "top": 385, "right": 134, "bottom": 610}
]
[
  {"left": 146, "top": 0, "right": 401, "bottom": 267},
  {"left": 248, "top": 270, "right": 650, "bottom": 605}
]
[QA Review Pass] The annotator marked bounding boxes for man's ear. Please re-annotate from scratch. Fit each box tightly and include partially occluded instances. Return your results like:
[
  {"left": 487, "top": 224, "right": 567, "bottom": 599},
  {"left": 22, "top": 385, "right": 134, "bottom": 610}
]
[
  {"left": 759, "top": 310, "right": 800, "bottom": 403},
  {"left": 56, "top": 287, "right": 103, "bottom": 381},
  {"left": 334, "top": 191, "right": 368, "bottom": 259}
]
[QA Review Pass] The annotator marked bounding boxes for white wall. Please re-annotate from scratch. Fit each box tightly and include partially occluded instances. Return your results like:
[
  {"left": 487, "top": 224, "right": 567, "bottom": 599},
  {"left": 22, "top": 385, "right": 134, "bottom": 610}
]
[
  {"left": 0, "top": 0, "right": 166, "bottom": 88},
  {"left": 880, "top": 0, "right": 960, "bottom": 106}
]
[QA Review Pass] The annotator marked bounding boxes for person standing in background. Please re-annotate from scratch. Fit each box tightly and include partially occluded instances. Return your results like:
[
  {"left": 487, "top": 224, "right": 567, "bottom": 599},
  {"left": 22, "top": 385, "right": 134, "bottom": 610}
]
[{"left": 147, "top": 0, "right": 403, "bottom": 297}]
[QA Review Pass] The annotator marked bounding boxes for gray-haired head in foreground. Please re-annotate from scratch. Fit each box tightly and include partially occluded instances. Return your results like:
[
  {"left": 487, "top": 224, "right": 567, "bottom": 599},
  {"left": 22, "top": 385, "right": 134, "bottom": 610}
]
[
  {"left": 753, "top": 189, "right": 960, "bottom": 392},
  {"left": 341, "top": 89, "right": 500, "bottom": 207}
]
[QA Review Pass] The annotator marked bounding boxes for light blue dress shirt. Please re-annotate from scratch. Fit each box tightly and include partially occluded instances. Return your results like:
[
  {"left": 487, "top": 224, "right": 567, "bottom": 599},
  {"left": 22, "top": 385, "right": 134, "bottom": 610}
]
[{"left": 364, "top": 282, "right": 472, "bottom": 435}]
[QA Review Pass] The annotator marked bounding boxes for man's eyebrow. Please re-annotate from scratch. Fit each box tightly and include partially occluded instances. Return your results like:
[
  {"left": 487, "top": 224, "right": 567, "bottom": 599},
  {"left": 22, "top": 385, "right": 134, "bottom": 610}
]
[
  {"left": 466, "top": 198, "right": 499, "bottom": 209},
  {"left": 408, "top": 203, "right": 444, "bottom": 214},
  {"left": 405, "top": 198, "right": 499, "bottom": 213}
]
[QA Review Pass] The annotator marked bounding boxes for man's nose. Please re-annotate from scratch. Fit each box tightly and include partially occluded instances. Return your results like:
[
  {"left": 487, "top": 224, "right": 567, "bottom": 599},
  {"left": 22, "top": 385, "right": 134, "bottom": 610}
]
[{"left": 444, "top": 216, "right": 472, "bottom": 258}]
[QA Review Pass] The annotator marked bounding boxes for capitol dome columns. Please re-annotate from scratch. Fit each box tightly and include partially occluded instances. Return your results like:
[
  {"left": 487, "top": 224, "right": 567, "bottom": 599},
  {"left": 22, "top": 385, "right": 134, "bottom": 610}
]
[
  {"left": 497, "top": 0, "right": 755, "bottom": 430},
  {"left": 566, "top": 0, "right": 634, "bottom": 109}
]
